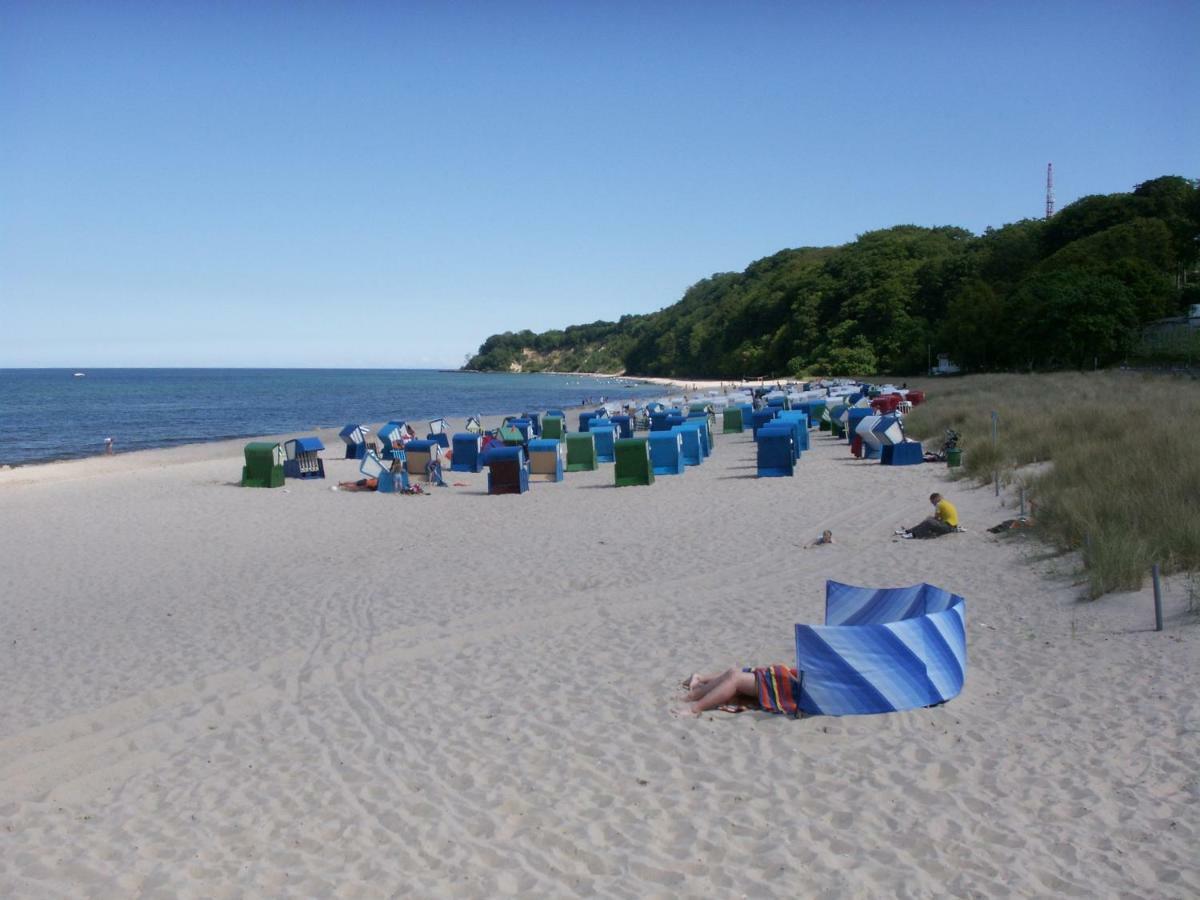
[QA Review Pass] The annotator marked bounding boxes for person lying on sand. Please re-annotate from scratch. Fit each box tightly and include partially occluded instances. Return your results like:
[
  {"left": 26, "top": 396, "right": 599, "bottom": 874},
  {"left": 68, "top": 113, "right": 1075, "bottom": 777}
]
[
  {"left": 896, "top": 492, "right": 960, "bottom": 540},
  {"left": 337, "top": 477, "right": 378, "bottom": 492},
  {"left": 675, "top": 666, "right": 800, "bottom": 717},
  {"left": 336, "top": 459, "right": 404, "bottom": 492}
]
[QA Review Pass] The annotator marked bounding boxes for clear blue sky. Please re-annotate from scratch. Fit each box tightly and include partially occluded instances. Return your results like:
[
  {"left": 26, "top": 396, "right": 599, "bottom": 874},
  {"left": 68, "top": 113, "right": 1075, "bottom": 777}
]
[{"left": 3, "top": 1, "right": 1196, "bottom": 368}]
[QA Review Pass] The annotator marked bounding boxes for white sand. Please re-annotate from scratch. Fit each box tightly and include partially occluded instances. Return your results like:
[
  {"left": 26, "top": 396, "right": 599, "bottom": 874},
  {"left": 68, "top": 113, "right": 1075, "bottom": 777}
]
[{"left": 1, "top": 417, "right": 1196, "bottom": 897}]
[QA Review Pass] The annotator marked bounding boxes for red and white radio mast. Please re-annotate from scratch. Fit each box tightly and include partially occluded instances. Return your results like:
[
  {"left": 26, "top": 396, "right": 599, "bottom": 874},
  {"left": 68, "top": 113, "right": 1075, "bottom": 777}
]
[{"left": 1045, "top": 162, "right": 1055, "bottom": 219}]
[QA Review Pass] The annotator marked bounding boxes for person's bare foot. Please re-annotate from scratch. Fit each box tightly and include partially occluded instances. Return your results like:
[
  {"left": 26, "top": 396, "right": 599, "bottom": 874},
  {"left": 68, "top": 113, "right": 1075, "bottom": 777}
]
[{"left": 680, "top": 673, "right": 702, "bottom": 692}]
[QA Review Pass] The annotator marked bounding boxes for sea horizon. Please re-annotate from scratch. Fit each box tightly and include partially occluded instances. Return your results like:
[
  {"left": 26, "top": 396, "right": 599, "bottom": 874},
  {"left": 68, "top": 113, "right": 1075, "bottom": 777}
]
[{"left": 0, "top": 368, "right": 654, "bottom": 467}]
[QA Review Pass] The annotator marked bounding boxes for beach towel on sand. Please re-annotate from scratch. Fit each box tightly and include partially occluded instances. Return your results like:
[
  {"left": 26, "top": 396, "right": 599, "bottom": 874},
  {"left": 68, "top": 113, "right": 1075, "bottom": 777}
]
[{"left": 744, "top": 665, "right": 801, "bottom": 717}]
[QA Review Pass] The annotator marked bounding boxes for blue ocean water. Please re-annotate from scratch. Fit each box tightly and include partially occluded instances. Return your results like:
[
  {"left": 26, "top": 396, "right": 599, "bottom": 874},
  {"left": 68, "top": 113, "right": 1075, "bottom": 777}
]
[{"left": 0, "top": 369, "right": 654, "bottom": 466}]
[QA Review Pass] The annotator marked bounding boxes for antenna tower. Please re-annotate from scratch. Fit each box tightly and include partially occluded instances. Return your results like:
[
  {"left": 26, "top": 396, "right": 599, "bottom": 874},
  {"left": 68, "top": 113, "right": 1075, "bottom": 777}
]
[{"left": 1045, "top": 162, "right": 1055, "bottom": 219}]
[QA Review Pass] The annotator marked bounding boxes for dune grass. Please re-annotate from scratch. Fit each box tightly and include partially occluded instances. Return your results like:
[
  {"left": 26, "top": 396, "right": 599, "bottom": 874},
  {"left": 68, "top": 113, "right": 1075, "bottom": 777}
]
[{"left": 901, "top": 372, "right": 1200, "bottom": 598}]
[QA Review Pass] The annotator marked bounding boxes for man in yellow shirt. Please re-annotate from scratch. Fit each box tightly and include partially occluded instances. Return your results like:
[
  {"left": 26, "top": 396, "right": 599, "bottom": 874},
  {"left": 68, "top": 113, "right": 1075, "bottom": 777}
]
[{"left": 899, "top": 493, "right": 960, "bottom": 539}]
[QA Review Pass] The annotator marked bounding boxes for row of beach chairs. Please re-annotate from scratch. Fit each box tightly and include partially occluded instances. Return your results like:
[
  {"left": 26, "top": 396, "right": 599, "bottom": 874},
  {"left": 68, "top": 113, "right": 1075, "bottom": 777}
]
[{"left": 241, "top": 381, "right": 929, "bottom": 489}]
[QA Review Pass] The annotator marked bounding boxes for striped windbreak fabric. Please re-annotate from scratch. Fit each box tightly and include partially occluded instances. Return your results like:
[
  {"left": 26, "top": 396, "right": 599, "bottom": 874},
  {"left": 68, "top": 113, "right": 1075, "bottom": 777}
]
[{"left": 794, "top": 581, "right": 966, "bottom": 716}]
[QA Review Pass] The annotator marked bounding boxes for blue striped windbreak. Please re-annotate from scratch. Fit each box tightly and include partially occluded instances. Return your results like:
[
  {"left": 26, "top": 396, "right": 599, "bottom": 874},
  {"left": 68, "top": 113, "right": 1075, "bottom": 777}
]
[{"left": 794, "top": 581, "right": 966, "bottom": 716}]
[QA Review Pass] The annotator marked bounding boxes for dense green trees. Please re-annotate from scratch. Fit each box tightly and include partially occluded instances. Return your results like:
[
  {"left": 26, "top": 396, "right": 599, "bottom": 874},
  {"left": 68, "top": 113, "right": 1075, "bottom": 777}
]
[{"left": 464, "top": 175, "right": 1199, "bottom": 376}]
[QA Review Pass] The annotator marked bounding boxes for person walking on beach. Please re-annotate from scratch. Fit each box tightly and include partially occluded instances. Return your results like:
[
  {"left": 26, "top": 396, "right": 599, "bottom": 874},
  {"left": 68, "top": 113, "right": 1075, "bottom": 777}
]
[
  {"left": 897, "top": 492, "right": 959, "bottom": 539},
  {"left": 103, "top": 437, "right": 114, "bottom": 455}
]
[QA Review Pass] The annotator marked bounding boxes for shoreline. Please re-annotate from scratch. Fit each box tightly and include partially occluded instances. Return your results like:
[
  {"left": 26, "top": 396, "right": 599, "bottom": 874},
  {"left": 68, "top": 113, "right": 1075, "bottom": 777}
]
[
  {"left": 0, "top": 370, "right": 775, "bottom": 476},
  {"left": 0, "top": 372, "right": 682, "bottom": 473}
]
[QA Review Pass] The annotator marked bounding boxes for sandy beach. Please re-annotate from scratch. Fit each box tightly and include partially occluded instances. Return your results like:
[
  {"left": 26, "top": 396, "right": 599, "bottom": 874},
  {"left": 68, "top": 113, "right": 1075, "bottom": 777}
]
[{"left": 1, "top": 413, "right": 1196, "bottom": 897}]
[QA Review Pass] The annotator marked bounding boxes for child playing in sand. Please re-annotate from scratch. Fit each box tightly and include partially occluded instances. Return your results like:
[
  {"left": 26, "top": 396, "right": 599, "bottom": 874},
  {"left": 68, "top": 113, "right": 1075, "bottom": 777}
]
[{"left": 807, "top": 529, "right": 833, "bottom": 547}]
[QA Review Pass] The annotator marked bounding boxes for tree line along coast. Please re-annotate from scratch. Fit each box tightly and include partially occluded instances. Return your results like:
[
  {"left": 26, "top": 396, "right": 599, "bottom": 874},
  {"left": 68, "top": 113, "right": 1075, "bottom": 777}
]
[{"left": 464, "top": 175, "right": 1200, "bottom": 378}]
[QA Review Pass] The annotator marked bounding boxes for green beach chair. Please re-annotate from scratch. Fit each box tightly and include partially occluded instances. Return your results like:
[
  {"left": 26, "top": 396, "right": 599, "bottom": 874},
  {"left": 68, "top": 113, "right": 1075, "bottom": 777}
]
[
  {"left": 722, "top": 407, "right": 744, "bottom": 433},
  {"left": 613, "top": 437, "right": 654, "bottom": 487},
  {"left": 565, "top": 433, "right": 597, "bottom": 472},
  {"left": 498, "top": 425, "right": 526, "bottom": 446},
  {"left": 241, "top": 442, "right": 285, "bottom": 488},
  {"left": 542, "top": 415, "right": 565, "bottom": 439}
]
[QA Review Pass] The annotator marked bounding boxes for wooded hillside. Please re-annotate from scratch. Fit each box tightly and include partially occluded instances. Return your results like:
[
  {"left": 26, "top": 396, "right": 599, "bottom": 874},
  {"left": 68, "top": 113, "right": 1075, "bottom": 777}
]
[{"left": 464, "top": 176, "right": 1199, "bottom": 376}]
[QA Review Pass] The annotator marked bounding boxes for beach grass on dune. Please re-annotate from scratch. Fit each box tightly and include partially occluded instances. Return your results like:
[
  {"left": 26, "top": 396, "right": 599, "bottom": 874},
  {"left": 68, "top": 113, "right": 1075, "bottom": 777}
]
[{"left": 902, "top": 371, "right": 1200, "bottom": 599}]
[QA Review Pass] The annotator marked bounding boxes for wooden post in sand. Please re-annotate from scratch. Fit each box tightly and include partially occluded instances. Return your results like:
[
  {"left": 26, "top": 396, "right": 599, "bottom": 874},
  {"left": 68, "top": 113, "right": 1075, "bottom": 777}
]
[
  {"left": 1019, "top": 487, "right": 1026, "bottom": 517},
  {"left": 1152, "top": 565, "right": 1164, "bottom": 632},
  {"left": 991, "top": 411, "right": 1000, "bottom": 497}
]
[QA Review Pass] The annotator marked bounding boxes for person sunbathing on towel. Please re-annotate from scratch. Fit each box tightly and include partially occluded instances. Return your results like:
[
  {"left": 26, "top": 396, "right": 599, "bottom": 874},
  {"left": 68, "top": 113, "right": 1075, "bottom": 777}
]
[
  {"left": 337, "top": 459, "right": 401, "bottom": 492},
  {"left": 897, "top": 492, "right": 959, "bottom": 539},
  {"left": 676, "top": 666, "right": 800, "bottom": 717},
  {"left": 337, "top": 477, "right": 378, "bottom": 492}
]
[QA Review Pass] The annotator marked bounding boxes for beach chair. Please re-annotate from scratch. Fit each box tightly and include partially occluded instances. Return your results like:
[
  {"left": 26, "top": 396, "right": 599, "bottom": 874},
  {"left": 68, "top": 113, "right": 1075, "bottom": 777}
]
[
  {"left": 486, "top": 446, "right": 529, "bottom": 495},
  {"left": 722, "top": 407, "right": 744, "bottom": 433},
  {"left": 497, "top": 424, "right": 526, "bottom": 446},
  {"left": 507, "top": 418, "right": 534, "bottom": 442},
  {"left": 828, "top": 403, "right": 847, "bottom": 439},
  {"left": 751, "top": 408, "right": 779, "bottom": 438},
  {"left": 846, "top": 408, "right": 874, "bottom": 451},
  {"left": 610, "top": 414, "right": 633, "bottom": 439},
  {"left": 881, "top": 441, "right": 924, "bottom": 465},
  {"left": 613, "top": 437, "right": 654, "bottom": 487},
  {"left": 767, "top": 418, "right": 803, "bottom": 461},
  {"left": 282, "top": 436, "right": 325, "bottom": 479},
  {"left": 806, "top": 402, "right": 828, "bottom": 429},
  {"left": 649, "top": 412, "right": 673, "bottom": 432},
  {"left": 776, "top": 411, "right": 810, "bottom": 452},
  {"left": 875, "top": 415, "right": 922, "bottom": 465},
  {"left": 360, "top": 449, "right": 409, "bottom": 494},
  {"left": 464, "top": 415, "right": 483, "bottom": 434},
  {"left": 521, "top": 412, "right": 542, "bottom": 437},
  {"left": 565, "top": 432, "right": 597, "bottom": 472},
  {"left": 426, "top": 418, "right": 451, "bottom": 448},
  {"left": 591, "top": 423, "right": 617, "bottom": 463},
  {"left": 856, "top": 415, "right": 885, "bottom": 460},
  {"left": 793, "top": 581, "right": 966, "bottom": 716},
  {"left": 527, "top": 439, "right": 565, "bottom": 482},
  {"left": 339, "top": 424, "right": 375, "bottom": 460},
  {"left": 578, "top": 410, "right": 604, "bottom": 433},
  {"left": 451, "top": 433, "right": 484, "bottom": 473},
  {"left": 241, "top": 442, "right": 285, "bottom": 487},
  {"left": 378, "top": 421, "right": 412, "bottom": 460},
  {"left": 404, "top": 439, "right": 441, "bottom": 482},
  {"left": 648, "top": 431, "right": 685, "bottom": 475},
  {"left": 673, "top": 423, "right": 705, "bottom": 466},
  {"left": 756, "top": 426, "right": 794, "bottom": 477},
  {"left": 542, "top": 415, "right": 565, "bottom": 439}
]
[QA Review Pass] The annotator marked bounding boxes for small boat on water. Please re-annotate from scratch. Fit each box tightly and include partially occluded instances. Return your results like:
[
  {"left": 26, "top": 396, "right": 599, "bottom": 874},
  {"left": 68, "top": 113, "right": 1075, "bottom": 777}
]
[{"left": 73, "top": 372, "right": 86, "bottom": 377}]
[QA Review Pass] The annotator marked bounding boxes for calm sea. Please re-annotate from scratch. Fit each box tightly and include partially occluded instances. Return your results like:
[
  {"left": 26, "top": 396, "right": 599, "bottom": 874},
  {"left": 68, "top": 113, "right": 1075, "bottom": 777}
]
[{"left": 0, "top": 369, "right": 653, "bottom": 467}]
